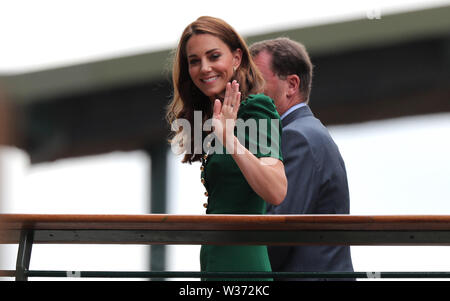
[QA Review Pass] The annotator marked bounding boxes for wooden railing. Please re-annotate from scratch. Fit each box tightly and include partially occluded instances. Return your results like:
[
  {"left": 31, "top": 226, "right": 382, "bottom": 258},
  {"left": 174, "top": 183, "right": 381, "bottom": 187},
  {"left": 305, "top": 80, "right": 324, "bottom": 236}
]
[{"left": 1, "top": 213, "right": 450, "bottom": 280}]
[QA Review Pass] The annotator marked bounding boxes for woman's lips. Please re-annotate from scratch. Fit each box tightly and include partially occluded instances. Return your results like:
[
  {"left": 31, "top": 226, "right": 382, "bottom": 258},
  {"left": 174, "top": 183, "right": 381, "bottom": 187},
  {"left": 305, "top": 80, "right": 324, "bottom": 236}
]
[{"left": 201, "top": 76, "right": 219, "bottom": 83}]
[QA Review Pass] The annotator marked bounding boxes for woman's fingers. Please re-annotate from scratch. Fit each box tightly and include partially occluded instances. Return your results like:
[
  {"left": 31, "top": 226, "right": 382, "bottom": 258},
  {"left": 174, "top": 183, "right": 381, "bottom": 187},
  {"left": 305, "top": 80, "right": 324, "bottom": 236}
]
[
  {"left": 213, "top": 80, "right": 240, "bottom": 147},
  {"left": 233, "top": 90, "right": 241, "bottom": 114},
  {"left": 213, "top": 98, "right": 222, "bottom": 117},
  {"left": 231, "top": 81, "right": 241, "bottom": 114},
  {"left": 223, "top": 82, "right": 232, "bottom": 108},
  {"left": 223, "top": 80, "right": 240, "bottom": 113}
]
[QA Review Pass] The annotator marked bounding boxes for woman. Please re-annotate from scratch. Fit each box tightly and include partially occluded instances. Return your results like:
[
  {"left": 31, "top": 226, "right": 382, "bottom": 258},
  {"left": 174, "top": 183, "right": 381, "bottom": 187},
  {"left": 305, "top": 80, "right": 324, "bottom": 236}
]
[{"left": 166, "top": 16, "right": 287, "bottom": 280}]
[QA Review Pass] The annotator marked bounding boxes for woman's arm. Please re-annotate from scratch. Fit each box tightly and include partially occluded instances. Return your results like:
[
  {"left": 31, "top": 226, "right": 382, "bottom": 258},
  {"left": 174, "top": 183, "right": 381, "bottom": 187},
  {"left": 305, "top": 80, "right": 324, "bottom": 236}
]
[
  {"left": 213, "top": 81, "right": 287, "bottom": 205},
  {"left": 230, "top": 137, "right": 287, "bottom": 205}
]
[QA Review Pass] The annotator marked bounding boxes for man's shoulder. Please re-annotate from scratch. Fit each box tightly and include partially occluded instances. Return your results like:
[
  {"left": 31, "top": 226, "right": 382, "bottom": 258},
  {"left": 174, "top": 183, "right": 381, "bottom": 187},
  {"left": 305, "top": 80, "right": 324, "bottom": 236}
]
[
  {"left": 283, "top": 110, "right": 341, "bottom": 159},
  {"left": 284, "top": 111, "right": 327, "bottom": 140}
]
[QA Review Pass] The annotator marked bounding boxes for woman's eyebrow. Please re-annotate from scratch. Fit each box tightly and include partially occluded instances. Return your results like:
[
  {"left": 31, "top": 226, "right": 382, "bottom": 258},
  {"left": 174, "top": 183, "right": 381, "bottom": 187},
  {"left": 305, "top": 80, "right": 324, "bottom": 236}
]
[{"left": 188, "top": 48, "right": 220, "bottom": 58}]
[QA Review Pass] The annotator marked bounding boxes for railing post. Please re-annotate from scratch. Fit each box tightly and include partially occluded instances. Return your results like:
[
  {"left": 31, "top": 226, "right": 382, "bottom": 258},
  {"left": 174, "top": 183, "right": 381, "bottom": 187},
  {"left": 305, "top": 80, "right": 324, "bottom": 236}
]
[
  {"left": 149, "top": 145, "right": 168, "bottom": 280},
  {"left": 15, "top": 229, "right": 34, "bottom": 281}
]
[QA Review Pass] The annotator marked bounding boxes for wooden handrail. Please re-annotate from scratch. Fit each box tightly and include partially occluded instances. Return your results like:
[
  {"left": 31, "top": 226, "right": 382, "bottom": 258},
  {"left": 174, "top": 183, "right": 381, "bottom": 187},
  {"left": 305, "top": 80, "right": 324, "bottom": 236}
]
[
  {"left": 2, "top": 213, "right": 450, "bottom": 231},
  {"left": 1, "top": 213, "right": 450, "bottom": 245},
  {"left": 2, "top": 214, "right": 450, "bottom": 280}
]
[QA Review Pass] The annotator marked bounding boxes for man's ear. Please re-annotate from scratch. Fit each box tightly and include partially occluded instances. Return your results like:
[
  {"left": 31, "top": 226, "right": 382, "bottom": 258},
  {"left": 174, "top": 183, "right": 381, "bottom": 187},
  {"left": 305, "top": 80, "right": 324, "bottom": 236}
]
[{"left": 286, "top": 74, "right": 300, "bottom": 97}]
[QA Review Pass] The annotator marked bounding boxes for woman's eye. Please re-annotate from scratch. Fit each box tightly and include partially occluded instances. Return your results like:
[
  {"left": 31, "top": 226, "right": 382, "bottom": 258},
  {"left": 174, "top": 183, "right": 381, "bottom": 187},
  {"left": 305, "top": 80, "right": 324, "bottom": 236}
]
[
  {"left": 210, "top": 53, "right": 221, "bottom": 60},
  {"left": 189, "top": 59, "right": 199, "bottom": 65}
]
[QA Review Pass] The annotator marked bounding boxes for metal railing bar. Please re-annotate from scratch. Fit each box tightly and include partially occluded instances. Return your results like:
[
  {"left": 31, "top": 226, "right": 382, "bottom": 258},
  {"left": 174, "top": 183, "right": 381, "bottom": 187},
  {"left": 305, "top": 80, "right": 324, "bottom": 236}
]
[
  {"left": 15, "top": 229, "right": 450, "bottom": 245},
  {"left": 8, "top": 270, "right": 450, "bottom": 279},
  {"left": 15, "top": 230, "right": 34, "bottom": 281}
]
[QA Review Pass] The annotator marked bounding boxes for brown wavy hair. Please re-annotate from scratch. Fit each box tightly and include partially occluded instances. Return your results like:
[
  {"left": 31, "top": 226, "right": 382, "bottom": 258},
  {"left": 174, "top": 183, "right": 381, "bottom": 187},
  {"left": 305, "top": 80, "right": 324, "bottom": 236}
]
[{"left": 166, "top": 16, "right": 265, "bottom": 163}]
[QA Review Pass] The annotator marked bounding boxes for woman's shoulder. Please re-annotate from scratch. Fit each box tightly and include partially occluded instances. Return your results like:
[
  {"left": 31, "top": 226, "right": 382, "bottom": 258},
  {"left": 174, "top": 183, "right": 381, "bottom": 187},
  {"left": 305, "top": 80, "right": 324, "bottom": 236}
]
[
  {"left": 239, "top": 94, "right": 280, "bottom": 119},
  {"left": 241, "top": 93, "right": 274, "bottom": 106}
]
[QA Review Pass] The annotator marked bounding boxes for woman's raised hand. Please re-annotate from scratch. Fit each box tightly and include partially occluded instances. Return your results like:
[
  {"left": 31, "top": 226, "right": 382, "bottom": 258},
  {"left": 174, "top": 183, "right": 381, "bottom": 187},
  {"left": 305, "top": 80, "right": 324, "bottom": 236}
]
[{"left": 212, "top": 80, "right": 241, "bottom": 151}]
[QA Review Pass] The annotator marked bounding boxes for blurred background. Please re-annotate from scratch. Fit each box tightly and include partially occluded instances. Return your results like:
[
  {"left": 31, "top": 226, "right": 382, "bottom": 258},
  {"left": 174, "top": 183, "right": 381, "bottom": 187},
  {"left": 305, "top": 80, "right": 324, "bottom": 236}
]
[{"left": 0, "top": 0, "right": 450, "bottom": 280}]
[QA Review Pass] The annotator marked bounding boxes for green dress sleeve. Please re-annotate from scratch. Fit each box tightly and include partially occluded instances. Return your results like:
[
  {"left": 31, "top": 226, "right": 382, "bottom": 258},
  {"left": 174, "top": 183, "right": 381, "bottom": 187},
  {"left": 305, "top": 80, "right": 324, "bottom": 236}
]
[{"left": 236, "top": 94, "right": 283, "bottom": 161}]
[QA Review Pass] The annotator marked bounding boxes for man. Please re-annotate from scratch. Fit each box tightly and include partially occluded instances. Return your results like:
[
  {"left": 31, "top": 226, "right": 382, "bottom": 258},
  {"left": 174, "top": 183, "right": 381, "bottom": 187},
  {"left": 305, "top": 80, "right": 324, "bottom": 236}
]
[{"left": 250, "top": 38, "right": 354, "bottom": 280}]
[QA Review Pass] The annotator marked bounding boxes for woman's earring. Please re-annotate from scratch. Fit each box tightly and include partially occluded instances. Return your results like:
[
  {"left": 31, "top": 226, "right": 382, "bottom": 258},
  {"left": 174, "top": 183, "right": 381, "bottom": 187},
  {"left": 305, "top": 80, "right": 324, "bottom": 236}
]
[{"left": 233, "top": 66, "right": 237, "bottom": 73}]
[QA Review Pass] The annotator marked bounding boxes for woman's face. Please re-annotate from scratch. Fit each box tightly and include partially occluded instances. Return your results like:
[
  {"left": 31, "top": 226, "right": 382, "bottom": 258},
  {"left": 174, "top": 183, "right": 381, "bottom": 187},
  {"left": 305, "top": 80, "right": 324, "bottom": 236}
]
[{"left": 186, "top": 33, "right": 242, "bottom": 101}]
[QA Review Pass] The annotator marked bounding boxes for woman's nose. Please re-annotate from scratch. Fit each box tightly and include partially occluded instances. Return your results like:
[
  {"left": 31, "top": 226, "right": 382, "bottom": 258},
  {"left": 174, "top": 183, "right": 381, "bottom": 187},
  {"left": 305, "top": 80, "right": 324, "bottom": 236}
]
[{"left": 200, "top": 60, "right": 212, "bottom": 73}]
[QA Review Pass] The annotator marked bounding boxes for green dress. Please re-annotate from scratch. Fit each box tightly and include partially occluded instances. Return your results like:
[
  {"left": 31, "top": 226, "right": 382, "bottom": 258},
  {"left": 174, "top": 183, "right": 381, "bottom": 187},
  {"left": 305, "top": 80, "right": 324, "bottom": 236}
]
[{"left": 200, "top": 94, "right": 283, "bottom": 281}]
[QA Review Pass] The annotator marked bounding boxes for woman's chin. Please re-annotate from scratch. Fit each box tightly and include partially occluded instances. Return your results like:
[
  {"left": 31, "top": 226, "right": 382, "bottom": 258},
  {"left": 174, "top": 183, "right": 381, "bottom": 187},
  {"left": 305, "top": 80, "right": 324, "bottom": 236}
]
[{"left": 202, "top": 91, "right": 224, "bottom": 101}]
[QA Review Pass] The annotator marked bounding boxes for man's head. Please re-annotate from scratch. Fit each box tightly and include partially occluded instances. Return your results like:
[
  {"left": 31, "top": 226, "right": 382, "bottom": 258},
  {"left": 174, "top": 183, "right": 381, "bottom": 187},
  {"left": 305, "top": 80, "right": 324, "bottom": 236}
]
[{"left": 250, "top": 37, "right": 313, "bottom": 116}]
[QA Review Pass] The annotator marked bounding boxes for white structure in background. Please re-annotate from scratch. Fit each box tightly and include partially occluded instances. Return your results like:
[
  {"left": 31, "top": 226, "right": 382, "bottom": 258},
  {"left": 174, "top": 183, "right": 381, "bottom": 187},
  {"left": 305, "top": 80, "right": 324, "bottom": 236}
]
[
  {"left": 1, "top": 0, "right": 449, "bottom": 73},
  {"left": 0, "top": 150, "right": 150, "bottom": 280}
]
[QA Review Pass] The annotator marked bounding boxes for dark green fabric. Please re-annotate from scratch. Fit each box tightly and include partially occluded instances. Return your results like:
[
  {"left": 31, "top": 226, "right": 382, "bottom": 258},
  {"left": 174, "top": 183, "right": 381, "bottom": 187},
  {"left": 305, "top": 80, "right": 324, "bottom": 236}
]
[{"left": 199, "top": 94, "right": 283, "bottom": 281}]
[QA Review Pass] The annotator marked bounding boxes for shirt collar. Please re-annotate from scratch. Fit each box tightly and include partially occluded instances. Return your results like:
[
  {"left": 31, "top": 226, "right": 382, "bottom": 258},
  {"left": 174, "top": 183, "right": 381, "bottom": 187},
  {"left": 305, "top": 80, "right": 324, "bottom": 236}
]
[{"left": 280, "top": 103, "right": 307, "bottom": 120}]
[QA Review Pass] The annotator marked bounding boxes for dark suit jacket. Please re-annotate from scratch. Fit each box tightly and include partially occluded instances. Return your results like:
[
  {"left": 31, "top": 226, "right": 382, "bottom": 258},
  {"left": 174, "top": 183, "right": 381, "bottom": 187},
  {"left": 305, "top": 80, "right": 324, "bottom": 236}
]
[{"left": 267, "top": 105, "right": 354, "bottom": 281}]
